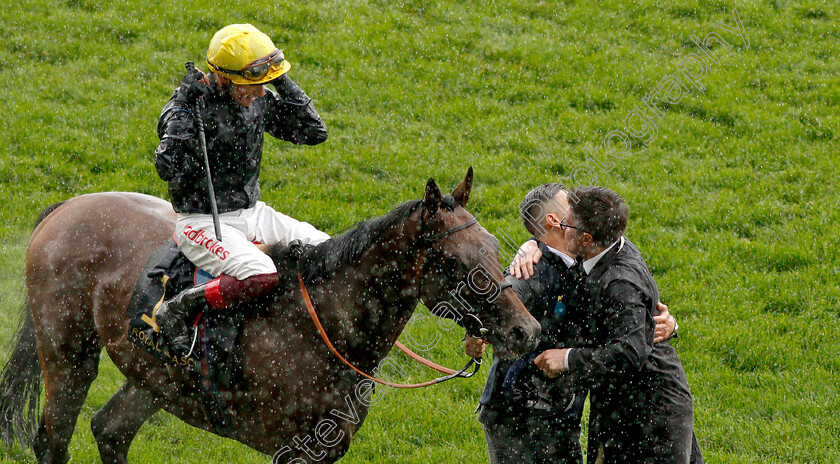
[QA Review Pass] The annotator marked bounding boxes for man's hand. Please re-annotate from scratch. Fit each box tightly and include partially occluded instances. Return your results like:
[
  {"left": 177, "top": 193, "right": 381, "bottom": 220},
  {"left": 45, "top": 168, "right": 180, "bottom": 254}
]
[
  {"left": 464, "top": 335, "right": 487, "bottom": 359},
  {"left": 179, "top": 62, "right": 209, "bottom": 105},
  {"left": 509, "top": 240, "right": 542, "bottom": 280},
  {"left": 653, "top": 301, "right": 677, "bottom": 343},
  {"left": 534, "top": 348, "right": 569, "bottom": 378}
]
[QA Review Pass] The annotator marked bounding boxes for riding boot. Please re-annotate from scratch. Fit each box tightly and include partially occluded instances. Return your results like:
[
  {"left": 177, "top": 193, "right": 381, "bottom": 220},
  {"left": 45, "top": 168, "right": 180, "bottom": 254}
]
[{"left": 155, "top": 284, "right": 208, "bottom": 356}]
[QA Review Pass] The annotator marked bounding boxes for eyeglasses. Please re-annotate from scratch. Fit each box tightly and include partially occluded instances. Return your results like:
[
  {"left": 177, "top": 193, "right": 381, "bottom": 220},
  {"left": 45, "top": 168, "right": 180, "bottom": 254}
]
[
  {"left": 559, "top": 215, "right": 587, "bottom": 233},
  {"left": 208, "top": 49, "right": 285, "bottom": 82}
]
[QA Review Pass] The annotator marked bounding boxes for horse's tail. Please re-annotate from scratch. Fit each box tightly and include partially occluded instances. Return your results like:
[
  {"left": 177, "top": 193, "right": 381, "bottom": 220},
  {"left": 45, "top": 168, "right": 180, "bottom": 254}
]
[
  {"left": 0, "top": 305, "right": 42, "bottom": 449},
  {"left": 0, "top": 201, "right": 65, "bottom": 449},
  {"left": 33, "top": 201, "right": 66, "bottom": 232}
]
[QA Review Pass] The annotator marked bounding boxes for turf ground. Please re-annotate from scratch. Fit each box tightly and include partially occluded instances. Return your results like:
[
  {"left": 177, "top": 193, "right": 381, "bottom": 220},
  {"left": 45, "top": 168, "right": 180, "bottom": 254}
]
[{"left": 1, "top": 0, "right": 839, "bottom": 462}]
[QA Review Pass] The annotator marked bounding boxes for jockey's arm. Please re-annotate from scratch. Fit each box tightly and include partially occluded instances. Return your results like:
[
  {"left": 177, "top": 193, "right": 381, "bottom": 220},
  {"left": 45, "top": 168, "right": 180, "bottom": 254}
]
[
  {"left": 264, "top": 74, "right": 328, "bottom": 145},
  {"left": 154, "top": 103, "right": 200, "bottom": 182}
]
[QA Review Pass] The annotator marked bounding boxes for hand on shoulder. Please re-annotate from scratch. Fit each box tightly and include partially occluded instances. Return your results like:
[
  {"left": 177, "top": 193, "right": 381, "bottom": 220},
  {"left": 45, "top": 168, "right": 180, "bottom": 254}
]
[{"left": 509, "top": 240, "right": 542, "bottom": 280}]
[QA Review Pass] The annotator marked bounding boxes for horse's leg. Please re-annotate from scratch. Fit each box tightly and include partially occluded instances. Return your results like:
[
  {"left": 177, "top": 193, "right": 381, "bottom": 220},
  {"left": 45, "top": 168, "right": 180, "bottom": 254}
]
[
  {"left": 33, "top": 331, "right": 100, "bottom": 464},
  {"left": 91, "top": 380, "right": 162, "bottom": 464},
  {"left": 28, "top": 262, "right": 101, "bottom": 464}
]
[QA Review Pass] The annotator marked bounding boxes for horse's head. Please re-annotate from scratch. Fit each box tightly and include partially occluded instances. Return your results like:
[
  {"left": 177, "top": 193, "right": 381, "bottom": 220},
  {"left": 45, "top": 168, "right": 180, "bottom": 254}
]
[{"left": 414, "top": 167, "right": 541, "bottom": 360}]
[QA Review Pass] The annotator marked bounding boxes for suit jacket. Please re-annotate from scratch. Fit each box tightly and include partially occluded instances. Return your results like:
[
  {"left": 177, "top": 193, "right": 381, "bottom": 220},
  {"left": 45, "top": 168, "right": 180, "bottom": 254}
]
[
  {"left": 480, "top": 241, "right": 586, "bottom": 414},
  {"left": 566, "top": 238, "right": 693, "bottom": 460}
]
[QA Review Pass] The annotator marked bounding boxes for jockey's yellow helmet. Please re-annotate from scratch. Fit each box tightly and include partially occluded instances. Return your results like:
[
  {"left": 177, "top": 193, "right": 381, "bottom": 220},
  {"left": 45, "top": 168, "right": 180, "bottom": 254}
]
[{"left": 206, "top": 24, "right": 291, "bottom": 85}]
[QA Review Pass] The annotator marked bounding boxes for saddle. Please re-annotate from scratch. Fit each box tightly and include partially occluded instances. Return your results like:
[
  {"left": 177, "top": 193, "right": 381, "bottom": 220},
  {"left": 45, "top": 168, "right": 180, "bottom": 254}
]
[
  {"left": 127, "top": 238, "right": 245, "bottom": 387},
  {"left": 127, "top": 237, "right": 311, "bottom": 435}
]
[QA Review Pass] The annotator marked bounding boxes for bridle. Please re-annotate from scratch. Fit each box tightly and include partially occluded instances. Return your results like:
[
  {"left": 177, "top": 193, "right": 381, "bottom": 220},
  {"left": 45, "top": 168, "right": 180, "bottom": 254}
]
[
  {"left": 413, "top": 217, "right": 478, "bottom": 306},
  {"left": 413, "top": 213, "right": 512, "bottom": 339},
  {"left": 298, "top": 207, "right": 513, "bottom": 389}
]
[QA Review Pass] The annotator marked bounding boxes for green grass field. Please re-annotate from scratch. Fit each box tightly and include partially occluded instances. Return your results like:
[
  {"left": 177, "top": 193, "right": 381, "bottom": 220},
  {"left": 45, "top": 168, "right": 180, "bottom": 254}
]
[{"left": 1, "top": 0, "right": 839, "bottom": 462}]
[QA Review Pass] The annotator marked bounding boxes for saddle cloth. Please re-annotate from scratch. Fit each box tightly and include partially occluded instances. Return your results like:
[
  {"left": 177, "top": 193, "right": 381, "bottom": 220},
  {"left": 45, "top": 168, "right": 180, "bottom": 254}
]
[{"left": 127, "top": 238, "right": 242, "bottom": 375}]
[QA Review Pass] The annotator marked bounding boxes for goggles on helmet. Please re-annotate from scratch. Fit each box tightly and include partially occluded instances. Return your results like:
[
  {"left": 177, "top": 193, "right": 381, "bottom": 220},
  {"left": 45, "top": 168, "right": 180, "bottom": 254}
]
[{"left": 208, "top": 49, "right": 285, "bottom": 82}]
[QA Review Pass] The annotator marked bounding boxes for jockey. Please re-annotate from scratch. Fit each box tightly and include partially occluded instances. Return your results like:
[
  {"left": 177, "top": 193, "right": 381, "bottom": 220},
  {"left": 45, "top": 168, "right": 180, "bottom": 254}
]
[{"left": 153, "top": 24, "right": 330, "bottom": 355}]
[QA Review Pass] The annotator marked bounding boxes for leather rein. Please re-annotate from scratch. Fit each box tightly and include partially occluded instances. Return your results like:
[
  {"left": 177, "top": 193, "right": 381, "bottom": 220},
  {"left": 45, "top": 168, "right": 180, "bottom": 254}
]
[{"left": 298, "top": 215, "right": 491, "bottom": 389}]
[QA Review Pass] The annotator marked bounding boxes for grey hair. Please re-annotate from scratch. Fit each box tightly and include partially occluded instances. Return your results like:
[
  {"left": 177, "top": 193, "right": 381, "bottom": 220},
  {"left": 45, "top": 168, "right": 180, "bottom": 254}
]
[{"left": 518, "top": 183, "right": 568, "bottom": 238}]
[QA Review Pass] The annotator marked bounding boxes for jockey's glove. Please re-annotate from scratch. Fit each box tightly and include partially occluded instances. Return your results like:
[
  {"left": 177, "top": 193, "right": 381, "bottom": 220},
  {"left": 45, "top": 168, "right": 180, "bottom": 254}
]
[{"left": 176, "top": 62, "right": 207, "bottom": 107}]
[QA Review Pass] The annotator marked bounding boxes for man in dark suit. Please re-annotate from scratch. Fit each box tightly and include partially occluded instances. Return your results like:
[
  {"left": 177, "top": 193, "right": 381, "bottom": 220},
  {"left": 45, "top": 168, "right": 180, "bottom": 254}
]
[
  {"left": 468, "top": 184, "right": 678, "bottom": 464},
  {"left": 535, "top": 186, "right": 695, "bottom": 464}
]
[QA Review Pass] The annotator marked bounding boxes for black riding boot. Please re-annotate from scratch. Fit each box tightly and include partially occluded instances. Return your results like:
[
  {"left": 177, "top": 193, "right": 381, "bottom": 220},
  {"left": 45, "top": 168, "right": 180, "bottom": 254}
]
[{"left": 155, "top": 284, "right": 207, "bottom": 356}]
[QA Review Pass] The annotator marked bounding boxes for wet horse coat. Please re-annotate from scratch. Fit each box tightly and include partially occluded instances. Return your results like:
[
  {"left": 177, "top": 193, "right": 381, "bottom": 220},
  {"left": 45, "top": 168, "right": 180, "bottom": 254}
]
[{"left": 0, "top": 171, "right": 540, "bottom": 464}]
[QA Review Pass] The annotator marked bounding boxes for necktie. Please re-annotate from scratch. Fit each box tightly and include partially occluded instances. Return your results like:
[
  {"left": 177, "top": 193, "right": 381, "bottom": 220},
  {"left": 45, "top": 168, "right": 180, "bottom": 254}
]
[
  {"left": 569, "top": 256, "right": 585, "bottom": 281},
  {"left": 567, "top": 256, "right": 589, "bottom": 306}
]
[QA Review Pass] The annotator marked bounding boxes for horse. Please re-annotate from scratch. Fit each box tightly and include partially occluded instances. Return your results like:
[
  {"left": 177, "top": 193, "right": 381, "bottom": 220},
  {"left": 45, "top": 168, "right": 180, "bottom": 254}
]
[{"left": 0, "top": 168, "right": 541, "bottom": 464}]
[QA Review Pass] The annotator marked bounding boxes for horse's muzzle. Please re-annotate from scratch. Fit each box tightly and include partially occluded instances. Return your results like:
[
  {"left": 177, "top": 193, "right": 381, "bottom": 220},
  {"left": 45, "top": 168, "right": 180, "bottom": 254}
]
[
  {"left": 506, "top": 317, "right": 541, "bottom": 355},
  {"left": 488, "top": 286, "right": 541, "bottom": 359}
]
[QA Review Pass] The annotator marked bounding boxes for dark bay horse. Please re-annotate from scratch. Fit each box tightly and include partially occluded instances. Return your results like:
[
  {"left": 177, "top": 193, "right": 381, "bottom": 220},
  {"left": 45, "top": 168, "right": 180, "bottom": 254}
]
[{"left": 0, "top": 169, "right": 540, "bottom": 463}]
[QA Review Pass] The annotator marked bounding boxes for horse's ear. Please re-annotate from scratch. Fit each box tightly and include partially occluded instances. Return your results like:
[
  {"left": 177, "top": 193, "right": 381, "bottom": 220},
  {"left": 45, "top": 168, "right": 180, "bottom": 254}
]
[
  {"left": 452, "top": 166, "right": 473, "bottom": 207},
  {"left": 424, "top": 178, "right": 442, "bottom": 216}
]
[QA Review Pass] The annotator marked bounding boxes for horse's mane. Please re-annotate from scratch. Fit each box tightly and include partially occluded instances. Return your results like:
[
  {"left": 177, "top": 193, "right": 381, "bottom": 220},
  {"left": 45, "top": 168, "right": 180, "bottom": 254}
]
[{"left": 269, "top": 196, "right": 458, "bottom": 283}]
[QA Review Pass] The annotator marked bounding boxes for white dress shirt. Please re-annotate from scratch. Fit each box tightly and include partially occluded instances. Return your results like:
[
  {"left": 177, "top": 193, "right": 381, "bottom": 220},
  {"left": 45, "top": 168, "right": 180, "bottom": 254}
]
[
  {"left": 545, "top": 244, "right": 576, "bottom": 268},
  {"left": 582, "top": 237, "right": 624, "bottom": 275}
]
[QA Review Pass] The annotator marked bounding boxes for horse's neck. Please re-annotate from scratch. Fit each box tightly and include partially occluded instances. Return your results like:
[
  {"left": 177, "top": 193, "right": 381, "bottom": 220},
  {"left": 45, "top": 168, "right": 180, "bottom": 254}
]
[{"left": 315, "top": 228, "right": 421, "bottom": 369}]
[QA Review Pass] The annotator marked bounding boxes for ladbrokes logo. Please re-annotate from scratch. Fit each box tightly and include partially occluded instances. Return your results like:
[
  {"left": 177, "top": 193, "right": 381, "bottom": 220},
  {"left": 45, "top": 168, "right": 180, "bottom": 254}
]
[{"left": 183, "top": 226, "right": 230, "bottom": 260}]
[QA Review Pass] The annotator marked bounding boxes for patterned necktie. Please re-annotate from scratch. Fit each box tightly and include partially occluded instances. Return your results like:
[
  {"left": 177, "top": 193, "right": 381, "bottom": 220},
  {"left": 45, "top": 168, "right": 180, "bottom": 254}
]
[
  {"left": 569, "top": 255, "right": 586, "bottom": 281},
  {"left": 567, "top": 256, "right": 588, "bottom": 307}
]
